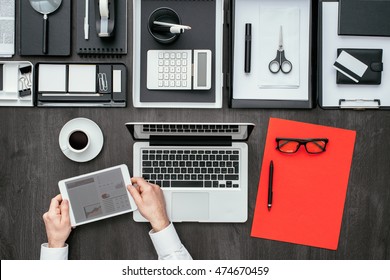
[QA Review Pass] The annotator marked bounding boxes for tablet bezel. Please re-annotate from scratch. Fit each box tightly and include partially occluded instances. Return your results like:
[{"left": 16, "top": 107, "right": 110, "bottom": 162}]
[{"left": 58, "top": 164, "right": 137, "bottom": 227}]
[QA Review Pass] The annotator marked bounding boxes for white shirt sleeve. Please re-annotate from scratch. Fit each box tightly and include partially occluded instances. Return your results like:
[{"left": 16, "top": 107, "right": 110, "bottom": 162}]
[
  {"left": 40, "top": 243, "right": 68, "bottom": 260},
  {"left": 39, "top": 224, "right": 192, "bottom": 260},
  {"left": 149, "top": 223, "right": 193, "bottom": 260}
]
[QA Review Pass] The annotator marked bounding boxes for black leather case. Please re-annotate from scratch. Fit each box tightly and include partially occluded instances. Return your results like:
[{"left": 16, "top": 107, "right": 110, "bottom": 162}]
[{"left": 336, "top": 48, "right": 383, "bottom": 85}]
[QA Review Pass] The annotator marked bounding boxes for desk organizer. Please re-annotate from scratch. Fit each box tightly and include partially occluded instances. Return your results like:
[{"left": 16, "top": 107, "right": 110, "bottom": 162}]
[
  {"left": 318, "top": 0, "right": 390, "bottom": 109},
  {"left": 35, "top": 63, "right": 127, "bottom": 107},
  {"left": 0, "top": 61, "right": 34, "bottom": 107},
  {"left": 76, "top": 0, "right": 128, "bottom": 55},
  {"left": 132, "top": 0, "right": 224, "bottom": 108},
  {"left": 228, "top": 0, "right": 316, "bottom": 108}
]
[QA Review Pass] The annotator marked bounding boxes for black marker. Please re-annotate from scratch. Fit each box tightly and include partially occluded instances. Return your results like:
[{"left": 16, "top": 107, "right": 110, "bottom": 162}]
[
  {"left": 0, "top": 64, "right": 3, "bottom": 91},
  {"left": 245, "top": 23, "right": 252, "bottom": 73},
  {"left": 268, "top": 160, "right": 273, "bottom": 211}
]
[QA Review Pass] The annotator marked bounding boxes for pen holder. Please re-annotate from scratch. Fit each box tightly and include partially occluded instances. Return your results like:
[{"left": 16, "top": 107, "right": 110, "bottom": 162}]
[{"left": 148, "top": 7, "right": 181, "bottom": 44}]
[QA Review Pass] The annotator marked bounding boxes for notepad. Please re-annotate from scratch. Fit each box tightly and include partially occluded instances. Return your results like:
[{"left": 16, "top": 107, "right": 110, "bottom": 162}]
[
  {"left": 68, "top": 65, "right": 96, "bottom": 93},
  {"left": 339, "top": 0, "right": 390, "bottom": 37},
  {"left": 251, "top": 118, "right": 356, "bottom": 250},
  {"left": 38, "top": 64, "right": 67, "bottom": 92}
]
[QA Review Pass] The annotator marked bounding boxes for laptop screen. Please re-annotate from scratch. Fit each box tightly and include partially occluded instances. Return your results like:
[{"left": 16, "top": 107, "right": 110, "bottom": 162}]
[{"left": 126, "top": 123, "right": 255, "bottom": 141}]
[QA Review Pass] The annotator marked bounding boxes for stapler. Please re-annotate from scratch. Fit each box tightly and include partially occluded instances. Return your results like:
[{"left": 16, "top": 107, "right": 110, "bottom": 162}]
[{"left": 95, "top": 0, "right": 115, "bottom": 37}]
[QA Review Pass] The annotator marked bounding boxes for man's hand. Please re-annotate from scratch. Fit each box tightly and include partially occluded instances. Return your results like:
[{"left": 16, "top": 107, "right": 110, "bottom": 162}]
[
  {"left": 42, "top": 194, "right": 72, "bottom": 248},
  {"left": 127, "top": 177, "right": 170, "bottom": 232}
]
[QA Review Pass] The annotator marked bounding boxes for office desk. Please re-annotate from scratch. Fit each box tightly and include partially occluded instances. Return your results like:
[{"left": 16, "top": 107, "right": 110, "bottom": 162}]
[{"left": 0, "top": 1, "right": 389, "bottom": 260}]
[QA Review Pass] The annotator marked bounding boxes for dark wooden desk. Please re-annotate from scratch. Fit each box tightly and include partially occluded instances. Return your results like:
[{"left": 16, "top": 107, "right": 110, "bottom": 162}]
[{"left": 1, "top": 0, "right": 389, "bottom": 260}]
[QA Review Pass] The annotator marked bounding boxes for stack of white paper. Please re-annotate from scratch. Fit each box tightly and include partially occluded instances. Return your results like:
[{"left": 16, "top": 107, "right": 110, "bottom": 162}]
[{"left": 0, "top": 0, "right": 15, "bottom": 57}]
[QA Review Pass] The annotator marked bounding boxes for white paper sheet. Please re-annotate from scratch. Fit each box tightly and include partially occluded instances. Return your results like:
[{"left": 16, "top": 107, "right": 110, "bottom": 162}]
[
  {"left": 68, "top": 65, "right": 96, "bottom": 92},
  {"left": 258, "top": 8, "right": 300, "bottom": 88},
  {"left": 0, "top": 0, "right": 15, "bottom": 57},
  {"left": 38, "top": 64, "right": 67, "bottom": 92}
]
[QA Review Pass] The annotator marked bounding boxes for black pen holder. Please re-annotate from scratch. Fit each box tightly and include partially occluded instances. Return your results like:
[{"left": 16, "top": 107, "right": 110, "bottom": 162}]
[{"left": 148, "top": 7, "right": 181, "bottom": 44}]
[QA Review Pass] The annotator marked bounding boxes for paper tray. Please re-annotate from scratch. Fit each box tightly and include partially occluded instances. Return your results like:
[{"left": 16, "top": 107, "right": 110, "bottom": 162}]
[
  {"left": 228, "top": 0, "right": 316, "bottom": 109},
  {"left": 318, "top": 0, "right": 390, "bottom": 110},
  {"left": 35, "top": 62, "right": 127, "bottom": 108},
  {"left": 0, "top": 61, "right": 34, "bottom": 107},
  {"left": 132, "top": 0, "right": 224, "bottom": 108}
]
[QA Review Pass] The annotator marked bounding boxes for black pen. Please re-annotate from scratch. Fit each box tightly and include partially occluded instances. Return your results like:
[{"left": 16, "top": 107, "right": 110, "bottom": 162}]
[
  {"left": 268, "top": 160, "right": 273, "bottom": 211},
  {"left": 245, "top": 23, "right": 252, "bottom": 73}
]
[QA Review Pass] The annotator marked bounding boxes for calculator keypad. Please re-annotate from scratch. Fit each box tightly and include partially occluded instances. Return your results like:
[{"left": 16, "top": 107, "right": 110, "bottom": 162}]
[{"left": 147, "top": 50, "right": 192, "bottom": 90}]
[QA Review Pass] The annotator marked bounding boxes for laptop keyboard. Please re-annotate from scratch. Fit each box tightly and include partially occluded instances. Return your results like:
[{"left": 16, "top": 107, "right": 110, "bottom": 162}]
[
  {"left": 141, "top": 148, "right": 240, "bottom": 188},
  {"left": 142, "top": 124, "right": 240, "bottom": 134}
]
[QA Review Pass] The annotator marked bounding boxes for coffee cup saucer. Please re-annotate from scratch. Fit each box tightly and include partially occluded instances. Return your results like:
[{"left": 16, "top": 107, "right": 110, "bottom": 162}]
[{"left": 59, "top": 118, "right": 104, "bottom": 163}]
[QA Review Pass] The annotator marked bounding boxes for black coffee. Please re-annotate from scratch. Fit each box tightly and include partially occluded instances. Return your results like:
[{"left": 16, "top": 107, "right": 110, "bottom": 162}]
[{"left": 69, "top": 131, "right": 89, "bottom": 150}]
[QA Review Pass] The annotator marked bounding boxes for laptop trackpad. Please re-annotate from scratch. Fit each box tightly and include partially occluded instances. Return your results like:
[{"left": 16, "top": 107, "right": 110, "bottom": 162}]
[{"left": 171, "top": 192, "right": 209, "bottom": 221}]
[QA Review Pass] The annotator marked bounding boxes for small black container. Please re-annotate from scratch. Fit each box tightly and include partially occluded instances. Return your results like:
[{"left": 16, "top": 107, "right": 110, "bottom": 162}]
[{"left": 148, "top": 7, "right": 181, "bottom": 44}]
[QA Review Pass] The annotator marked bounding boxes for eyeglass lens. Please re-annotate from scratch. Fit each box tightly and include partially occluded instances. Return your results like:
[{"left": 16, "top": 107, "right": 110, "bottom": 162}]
[{"left": 277, "top": 139, "right": 327, "bottom": 154}]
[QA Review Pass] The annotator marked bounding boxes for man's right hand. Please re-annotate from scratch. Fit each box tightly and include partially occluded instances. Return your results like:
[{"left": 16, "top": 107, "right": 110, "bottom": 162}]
[{"left": 127, "top": 177, "right": 170, "bottom": 232}]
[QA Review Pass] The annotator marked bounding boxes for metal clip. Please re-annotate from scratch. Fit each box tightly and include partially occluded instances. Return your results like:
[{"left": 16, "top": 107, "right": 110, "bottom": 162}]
[{"left": 98, "top": 73, "right": 108, "bottom": 92}]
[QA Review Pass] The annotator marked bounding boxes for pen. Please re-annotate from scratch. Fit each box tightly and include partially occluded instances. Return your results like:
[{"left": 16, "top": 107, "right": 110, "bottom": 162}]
[
  {"left": 245, "top": 23, "right": 252, "bottom": 73},
  {"left": 84, "top": 0, "right": 89, "bottom": 40},
  {"left": 268, "top": 160, "right": 273, "bottom": 211},
  {"left": 153, "top": 21, "right": 192, "bottom": 30}
]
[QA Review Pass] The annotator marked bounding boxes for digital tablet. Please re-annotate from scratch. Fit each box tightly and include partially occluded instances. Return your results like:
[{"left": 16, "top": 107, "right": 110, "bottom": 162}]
[{"left": 58, "top": 164, "right": 137, "bottom": 226}]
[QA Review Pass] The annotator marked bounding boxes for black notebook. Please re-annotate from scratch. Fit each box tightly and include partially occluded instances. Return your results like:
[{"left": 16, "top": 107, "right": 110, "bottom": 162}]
[
  {"left": 76, "top": 0, "right": 127, "bottom": 55},
  {"left": 19, "top": 0, "right": 71, "bottom": 56},
  {"left": 339, "top": 0, "right": 390, "bottom": 37}
]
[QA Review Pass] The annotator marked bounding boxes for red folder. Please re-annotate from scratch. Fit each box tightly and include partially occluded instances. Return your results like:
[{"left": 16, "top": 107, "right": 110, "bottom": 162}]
[{"left": 251, "top": 118, "right": 356, "bottom": 250}]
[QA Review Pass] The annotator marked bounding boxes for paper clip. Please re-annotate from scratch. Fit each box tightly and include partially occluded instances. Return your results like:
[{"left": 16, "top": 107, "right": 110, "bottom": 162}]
[{"left": 98, "top": 73, "right": 108, "bottom": 92}]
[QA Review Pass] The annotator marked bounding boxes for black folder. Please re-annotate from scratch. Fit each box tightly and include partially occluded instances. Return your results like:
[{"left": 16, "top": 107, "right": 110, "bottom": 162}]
[
  {"left": 76, "top": 0, "right": 127, "bottom": 55},
  {"left": 339, "top": 0, "right": 390, "bottom": 37},
  {"left": 19, "top": 0, "right": 71, "bottom": 56}
]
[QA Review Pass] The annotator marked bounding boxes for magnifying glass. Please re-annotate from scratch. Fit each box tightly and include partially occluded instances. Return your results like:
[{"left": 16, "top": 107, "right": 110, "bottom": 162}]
[{"left": 29, "top": 0, "right": 63, "bottom": 54}]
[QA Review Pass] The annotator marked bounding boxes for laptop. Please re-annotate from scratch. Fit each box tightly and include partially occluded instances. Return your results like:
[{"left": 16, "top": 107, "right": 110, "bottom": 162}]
[{"left": 126, "top": 122, "right": 255, "bottom": 223}]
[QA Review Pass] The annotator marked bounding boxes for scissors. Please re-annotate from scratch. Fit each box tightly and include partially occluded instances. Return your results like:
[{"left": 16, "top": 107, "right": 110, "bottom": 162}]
[{"left": 268, "top": 26, "right": 292, "bottom": 74}]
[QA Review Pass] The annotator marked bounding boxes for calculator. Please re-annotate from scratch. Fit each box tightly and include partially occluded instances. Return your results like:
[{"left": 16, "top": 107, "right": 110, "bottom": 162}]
[{"left": 147, "top": 49, "right": 212, "bottom": 90}]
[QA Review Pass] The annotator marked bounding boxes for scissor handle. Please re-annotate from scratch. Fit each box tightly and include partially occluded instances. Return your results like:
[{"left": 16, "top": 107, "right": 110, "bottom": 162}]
[
  {"left": 279, "top": 50, "right": 292, "bottom": 74},
  {"left": 269, "top": 59, "right": 280, "bottom": 74},
  {"left": 269, "top": 50, "right": 292, "bottom": 74}
]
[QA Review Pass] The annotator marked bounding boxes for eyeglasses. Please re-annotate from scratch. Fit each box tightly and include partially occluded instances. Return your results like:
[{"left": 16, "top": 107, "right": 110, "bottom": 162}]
[{"left": 276, "top": 138, "right": 329, "bottom": 154}]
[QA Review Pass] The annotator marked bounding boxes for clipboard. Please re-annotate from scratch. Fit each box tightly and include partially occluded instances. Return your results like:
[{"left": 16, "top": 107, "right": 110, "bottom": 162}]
[
  {"left": 318, "top": 0, "right": 390, "bottom": 109},
  {"left": 251, "top": 118, "right": 356, "bottom": 250},
  {"left": 227, "top": 0, "right": 317, "bottom": 109}
]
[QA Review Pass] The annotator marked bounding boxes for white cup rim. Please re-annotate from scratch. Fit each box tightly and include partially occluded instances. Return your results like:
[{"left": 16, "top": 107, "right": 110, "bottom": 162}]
[{"left": 65, "top": 129, "right": 90, "bottom": 154}]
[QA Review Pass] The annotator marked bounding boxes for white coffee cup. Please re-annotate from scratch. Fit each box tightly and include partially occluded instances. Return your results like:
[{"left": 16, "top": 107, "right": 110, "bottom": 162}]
[{"left": 61, "top": 129, "right": 90, "bottom": 153}]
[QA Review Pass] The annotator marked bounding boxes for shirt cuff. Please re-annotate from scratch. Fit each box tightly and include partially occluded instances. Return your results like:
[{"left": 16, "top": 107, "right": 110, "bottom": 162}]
[
  {"left": 149, "top": 223, "right": 183, "bottom": 257},
  {"left": 40, "top": 243, "right": 69, "bottom": 260}
]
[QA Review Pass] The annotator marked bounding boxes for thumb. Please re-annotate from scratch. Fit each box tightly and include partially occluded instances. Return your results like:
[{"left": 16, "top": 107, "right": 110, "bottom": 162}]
[
  {"left": 60, "top": 199, "right": 70, "bottom": 225},
  {"left": 127, "top": 184, "right": 143, "bottom": 206}
]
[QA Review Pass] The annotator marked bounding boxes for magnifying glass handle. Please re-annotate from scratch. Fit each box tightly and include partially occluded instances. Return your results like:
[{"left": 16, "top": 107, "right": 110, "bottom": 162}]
[{"left": 43, "top": 14, "right": 48, "bottom": 54}]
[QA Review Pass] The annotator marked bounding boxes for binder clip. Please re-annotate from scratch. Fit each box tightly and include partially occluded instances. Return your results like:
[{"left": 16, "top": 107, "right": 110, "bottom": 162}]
[
  {"left": 18, "top": 65, "right": 32, "bottom": 97},
  {"left": 95, "top": 0, "right": 115, "bottom": 37}
]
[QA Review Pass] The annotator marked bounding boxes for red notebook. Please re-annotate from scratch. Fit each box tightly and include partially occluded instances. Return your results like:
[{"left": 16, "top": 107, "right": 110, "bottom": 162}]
[{"left": 251, "top": 118, "right": 356, "bottom": 250}]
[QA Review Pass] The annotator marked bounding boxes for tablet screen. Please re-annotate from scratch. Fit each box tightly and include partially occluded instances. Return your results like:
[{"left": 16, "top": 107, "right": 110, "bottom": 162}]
[{"left": 64, "top": 167, "right": 132, "bottom": 224}]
